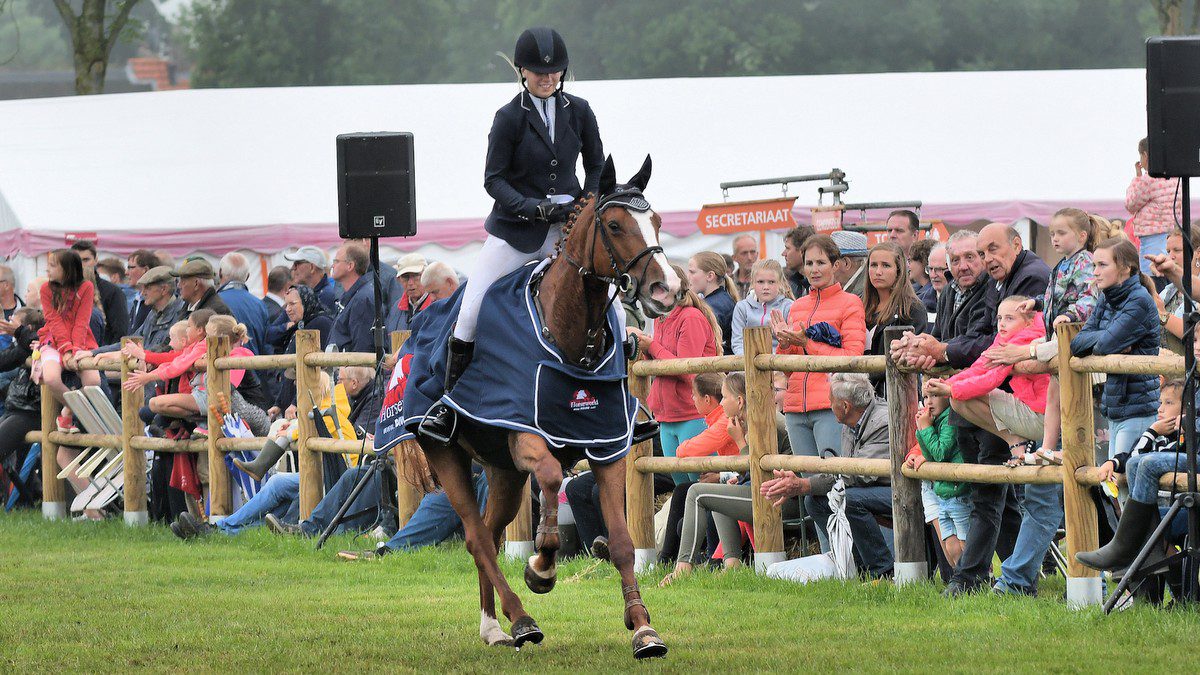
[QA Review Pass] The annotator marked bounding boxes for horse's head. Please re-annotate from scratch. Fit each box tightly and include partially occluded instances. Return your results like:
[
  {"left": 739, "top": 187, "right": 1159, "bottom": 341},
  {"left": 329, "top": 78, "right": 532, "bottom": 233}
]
[{"left": 568, "top": 155, "right": 680, "bottom": 318}]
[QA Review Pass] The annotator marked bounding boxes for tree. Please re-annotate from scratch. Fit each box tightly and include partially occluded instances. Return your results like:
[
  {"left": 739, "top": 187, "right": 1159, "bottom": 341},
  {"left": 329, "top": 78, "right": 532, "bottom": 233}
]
[
  {"left": 50, "top": 0, "right": 142, "bottom": 94},
  {"left": 0, "top": 0, "right": 74, "bottom": 71},
  {"left": 1149, "top": 0, "right": 1200, "bottom": 33}
]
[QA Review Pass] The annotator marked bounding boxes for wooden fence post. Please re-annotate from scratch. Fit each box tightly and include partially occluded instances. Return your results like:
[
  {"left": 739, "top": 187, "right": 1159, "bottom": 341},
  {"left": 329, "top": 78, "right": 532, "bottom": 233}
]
[
  {"left": 626, "top": 361, "right": 656, "bottom": 571},
  {"left": 121, "top": 337, "right": 148, "bottom": 525},
  {"left": 205, "top": 336, "right": 232, "bottom": 520},
  {"left": 885, "top": 326, "right": 927, "bottom": 584},
  {"left": 1056, "top": 323, "right": 1102, "bottom": 607},
  {"left": 744, "top": 326, "right": 784, "bottom": 571},
  {"left": 294, "top": 329, "right": 324, "bottom": 520},
  {"left": 504, "top": 477, "right": 535, "bottom": 559},
  {"left": 39, "top": 379, "right": 67, "bottom": 519},
  {"left": 389, "top": 331, "right": 422, "bottom": 528}
]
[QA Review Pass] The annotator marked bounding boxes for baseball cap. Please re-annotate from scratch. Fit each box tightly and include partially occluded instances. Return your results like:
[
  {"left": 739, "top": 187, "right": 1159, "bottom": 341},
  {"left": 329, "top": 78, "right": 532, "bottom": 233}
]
[
  {"left": 396, "top": 253, "right": 427, "bottom": 277},
  {"left": 283, "top": 246, "right": 329, "bottom": 268},
  {"left": 137, "top": 265, "right": 174, "bottom": 286},
  {"left": 170, "top": 258, "right": 215, "bottom": 279},
  {"left": 830, "top": 230, "right": 869, "bottom": 258}
]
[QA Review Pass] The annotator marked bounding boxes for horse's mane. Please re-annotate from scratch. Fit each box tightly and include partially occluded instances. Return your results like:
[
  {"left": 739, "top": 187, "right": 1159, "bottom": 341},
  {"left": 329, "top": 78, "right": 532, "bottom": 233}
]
[{"left": 553, "top": 193, "right": 597, "bottom": 260}]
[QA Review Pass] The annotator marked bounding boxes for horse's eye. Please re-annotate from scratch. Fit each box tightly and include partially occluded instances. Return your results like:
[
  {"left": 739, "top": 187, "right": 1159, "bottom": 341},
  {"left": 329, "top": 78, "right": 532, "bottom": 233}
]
[{"left": 607, "top": 220, "right": 621, "bottom": 232}]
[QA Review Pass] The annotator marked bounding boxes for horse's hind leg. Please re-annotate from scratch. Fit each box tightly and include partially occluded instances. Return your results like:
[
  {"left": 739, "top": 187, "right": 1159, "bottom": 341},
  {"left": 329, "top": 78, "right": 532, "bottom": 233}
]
[
  {"left": 478, "top": 465, "right": 528, "bottom": 647},
  {"left": 592, "top": 456, "right": 668, "bottom": 659},
  {"left": 421, "top": 444, "right": 541, "bottom": 648},
  {"left": 510, "top": 432, "right": 563, "bottom": 594}
]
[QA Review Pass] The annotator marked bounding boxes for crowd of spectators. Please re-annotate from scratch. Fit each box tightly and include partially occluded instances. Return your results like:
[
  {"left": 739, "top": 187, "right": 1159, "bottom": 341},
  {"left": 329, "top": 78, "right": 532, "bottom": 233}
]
[{"left": 0, "top": 138, "right": 1194, "bottom": 603}]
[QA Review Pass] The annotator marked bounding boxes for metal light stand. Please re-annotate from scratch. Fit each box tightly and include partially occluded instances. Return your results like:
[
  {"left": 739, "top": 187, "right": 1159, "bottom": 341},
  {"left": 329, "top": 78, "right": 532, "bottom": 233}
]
[
  {"left": 1103, "top": 176, "right": 1200, "bottom": 611},
  {"left": 315, "top": 237, "right": 396, "bottom": 550}
]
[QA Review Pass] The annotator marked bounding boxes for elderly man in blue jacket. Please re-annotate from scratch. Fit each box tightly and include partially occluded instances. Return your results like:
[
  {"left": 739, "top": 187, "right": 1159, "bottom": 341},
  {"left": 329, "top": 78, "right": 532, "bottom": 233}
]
[{"left": 217, "top": 252, "right": 270, "bottom": 355}]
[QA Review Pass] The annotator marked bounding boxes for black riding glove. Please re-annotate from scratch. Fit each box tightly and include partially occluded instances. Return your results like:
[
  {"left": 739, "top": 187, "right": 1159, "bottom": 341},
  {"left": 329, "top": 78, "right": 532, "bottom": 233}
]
[{"left": 535, "top": 200, "right": 572, "bottom": 224}]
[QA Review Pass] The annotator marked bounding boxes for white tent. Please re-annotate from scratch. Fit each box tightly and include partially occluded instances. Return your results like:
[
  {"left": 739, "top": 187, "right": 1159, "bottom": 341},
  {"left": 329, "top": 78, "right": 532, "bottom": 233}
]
[{"left": 0, "top": 67, "right": 1169, "bottom": 290}]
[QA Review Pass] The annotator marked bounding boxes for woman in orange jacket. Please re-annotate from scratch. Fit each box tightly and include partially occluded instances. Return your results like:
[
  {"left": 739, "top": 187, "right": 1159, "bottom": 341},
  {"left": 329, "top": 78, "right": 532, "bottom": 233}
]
[{"left": 770, "top": 234, "right": 867, "bottom": 459}]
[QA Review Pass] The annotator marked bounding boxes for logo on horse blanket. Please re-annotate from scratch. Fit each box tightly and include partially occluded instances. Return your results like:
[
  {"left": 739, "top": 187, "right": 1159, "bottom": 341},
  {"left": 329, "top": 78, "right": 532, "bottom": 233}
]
[{"left": 401, "top": 260, "right": 635, "bottom": 464}]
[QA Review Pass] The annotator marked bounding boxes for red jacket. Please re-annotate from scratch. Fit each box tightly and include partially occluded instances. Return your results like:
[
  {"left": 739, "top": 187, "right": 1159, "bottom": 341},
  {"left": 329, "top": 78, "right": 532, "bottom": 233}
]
[
  {"left": 778, "top": 283, "right": 866, "bottom": 413},
  {"left": 947, "top": 316, "right": 1050, "bottom": 414},
  {"left": 676, "top": 407, "right": 741, "bottom": 459},
  {"left": 38, "top": 281, "right": 97, "bottom": 354},
  {"left": 645, "top": 305, "right": 717, "bottom": 422}
]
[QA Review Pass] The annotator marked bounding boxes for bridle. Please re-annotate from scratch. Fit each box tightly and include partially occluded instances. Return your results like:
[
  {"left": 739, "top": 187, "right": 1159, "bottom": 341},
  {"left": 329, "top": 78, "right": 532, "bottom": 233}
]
[{"left": 541, "top": 188, "right": 664, "bottom": 369}]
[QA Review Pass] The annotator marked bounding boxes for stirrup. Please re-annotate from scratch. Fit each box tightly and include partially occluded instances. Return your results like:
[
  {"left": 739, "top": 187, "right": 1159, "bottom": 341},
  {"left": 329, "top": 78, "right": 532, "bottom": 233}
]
[{"left": 417, "top": 404, "right": 458, "bottom": 445}]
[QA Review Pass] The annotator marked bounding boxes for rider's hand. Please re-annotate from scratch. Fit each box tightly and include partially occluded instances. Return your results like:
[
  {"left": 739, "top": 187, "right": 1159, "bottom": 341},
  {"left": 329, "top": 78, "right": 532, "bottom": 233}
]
[{"left": 535, "top": 200, "right": 572, "bottom": 224}]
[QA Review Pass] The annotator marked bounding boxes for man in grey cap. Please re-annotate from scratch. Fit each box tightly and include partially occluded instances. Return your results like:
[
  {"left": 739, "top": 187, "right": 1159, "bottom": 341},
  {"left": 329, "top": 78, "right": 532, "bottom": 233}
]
[
  {"left": 830, "top": 230, "right": 869, "bottom": 299},
  {"left": 172, "top": 257, "right": 232, "bottom": 316},
  {"left": 87, "top": 265, "right": 185, "bottom": 356},
  {"left": 283, "top": 246, "right": 337, "bottom": 314}
]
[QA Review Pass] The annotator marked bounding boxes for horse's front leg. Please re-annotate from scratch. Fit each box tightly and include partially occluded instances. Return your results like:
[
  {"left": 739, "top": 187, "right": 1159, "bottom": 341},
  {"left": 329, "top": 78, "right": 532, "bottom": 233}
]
[
  {"left": 510, "top": 432, "right": 563, "bottom": 594},
  {"left": 592, "top": 456, "right": 668, "bottom": 659}
]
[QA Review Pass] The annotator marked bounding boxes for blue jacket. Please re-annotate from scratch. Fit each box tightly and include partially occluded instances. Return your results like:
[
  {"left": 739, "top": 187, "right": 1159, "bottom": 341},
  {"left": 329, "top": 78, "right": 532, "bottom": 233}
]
[
  {"left": 218, "top": 281, "right": 269, "bottom": 355},
  {"left": 329, "top": 274, "right": 376, "bottom": 353},
  {"left": 1071, "top": 275, "right": 1160, "bottom": 421},
  {"left": 702, "top": 287, "right": 736, "bottom": 355},
  {"left": 483, "top": 90, "right": 604, "bottom": 253}
]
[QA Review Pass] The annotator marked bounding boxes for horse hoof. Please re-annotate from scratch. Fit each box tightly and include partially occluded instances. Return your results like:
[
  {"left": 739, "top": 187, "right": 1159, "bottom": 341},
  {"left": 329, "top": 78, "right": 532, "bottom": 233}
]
[
  {"left": 511, "top": 616, "right": 544, "bottom": 649},
  {"left": 524, "top": 557, "right": 557, "bottom": 594},
  {"left": 632, "top": 626, "right": 668, "bottom": 659}
]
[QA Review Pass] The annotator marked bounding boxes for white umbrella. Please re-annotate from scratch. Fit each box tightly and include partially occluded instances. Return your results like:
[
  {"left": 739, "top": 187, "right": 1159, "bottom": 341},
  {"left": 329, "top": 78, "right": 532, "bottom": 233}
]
[{"left": 825, "top": 478, "right": 856, "bottom": 580}]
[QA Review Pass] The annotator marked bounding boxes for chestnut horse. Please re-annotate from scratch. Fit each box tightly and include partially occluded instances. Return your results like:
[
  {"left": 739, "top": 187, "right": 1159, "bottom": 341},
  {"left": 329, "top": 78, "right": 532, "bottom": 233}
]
[{"left": 410, "top": 156, "right": 678, "bottom": 658}]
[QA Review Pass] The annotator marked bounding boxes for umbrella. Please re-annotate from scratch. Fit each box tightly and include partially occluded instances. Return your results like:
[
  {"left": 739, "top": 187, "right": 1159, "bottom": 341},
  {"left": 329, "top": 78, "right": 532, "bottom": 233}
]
[{"left": 825, "top": 478, "right": 856, "bottom": 580}]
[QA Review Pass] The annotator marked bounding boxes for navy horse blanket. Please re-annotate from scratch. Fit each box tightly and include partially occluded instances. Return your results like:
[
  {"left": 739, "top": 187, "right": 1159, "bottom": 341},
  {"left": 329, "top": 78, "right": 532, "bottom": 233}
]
[{"left": 399, "top": 260, "right": 635, "bottom": 464}]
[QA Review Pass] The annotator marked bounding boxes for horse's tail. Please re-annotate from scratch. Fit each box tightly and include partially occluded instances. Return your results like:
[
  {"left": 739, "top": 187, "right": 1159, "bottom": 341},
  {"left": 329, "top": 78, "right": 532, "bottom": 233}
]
[{"left": 396, "top": 439, "right": 440, "bottom": 494}]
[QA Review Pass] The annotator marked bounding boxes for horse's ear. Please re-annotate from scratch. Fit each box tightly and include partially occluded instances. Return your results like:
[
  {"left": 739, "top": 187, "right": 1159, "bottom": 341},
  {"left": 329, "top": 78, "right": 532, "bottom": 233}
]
[
  {"left": 628, "top": 154, "right": 652, "bottom": 192},
  {"left": 599, "top": 155, "right": 616, "bottom": 196}
]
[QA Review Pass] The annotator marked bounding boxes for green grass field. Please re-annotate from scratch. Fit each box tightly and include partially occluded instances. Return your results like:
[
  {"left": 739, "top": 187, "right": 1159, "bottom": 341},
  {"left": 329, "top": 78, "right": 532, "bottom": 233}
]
[{"left": 0, "top": 511, "right": 1196, "bottom": 673}]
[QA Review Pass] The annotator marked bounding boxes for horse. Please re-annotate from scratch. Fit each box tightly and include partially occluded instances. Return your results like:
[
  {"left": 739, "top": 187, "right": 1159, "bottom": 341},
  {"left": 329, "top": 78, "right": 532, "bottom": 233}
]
[{"left": 404, "top": 155, "right": 679, "bottom": 659}]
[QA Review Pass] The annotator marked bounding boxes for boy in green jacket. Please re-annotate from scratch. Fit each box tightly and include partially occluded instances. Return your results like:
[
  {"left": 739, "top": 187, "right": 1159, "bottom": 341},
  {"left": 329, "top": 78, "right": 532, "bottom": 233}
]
[{"left": 908, "top": 393, "right": 973, "bottom": 566}]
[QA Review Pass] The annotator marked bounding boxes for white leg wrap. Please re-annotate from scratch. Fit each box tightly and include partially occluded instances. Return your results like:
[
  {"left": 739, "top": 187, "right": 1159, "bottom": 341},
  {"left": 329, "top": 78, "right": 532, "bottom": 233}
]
[
  {"left": 527, "top": 554, "right": 556, "bottom": 579},
  {"left": 480, "top": 611, "right": 513, "bottom": 646}
]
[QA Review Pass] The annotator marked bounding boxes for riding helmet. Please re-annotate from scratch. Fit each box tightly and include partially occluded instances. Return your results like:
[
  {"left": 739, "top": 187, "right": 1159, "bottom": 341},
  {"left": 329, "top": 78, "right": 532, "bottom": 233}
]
[{"left": 514, "top": 27, "right": 568, "bottom": 74}]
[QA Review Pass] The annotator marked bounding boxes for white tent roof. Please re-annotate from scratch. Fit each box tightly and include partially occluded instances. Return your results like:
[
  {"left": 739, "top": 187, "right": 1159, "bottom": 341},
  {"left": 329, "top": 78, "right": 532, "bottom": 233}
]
[{"left": 0, "top": 68, "right": 1155, "bottom": 259}]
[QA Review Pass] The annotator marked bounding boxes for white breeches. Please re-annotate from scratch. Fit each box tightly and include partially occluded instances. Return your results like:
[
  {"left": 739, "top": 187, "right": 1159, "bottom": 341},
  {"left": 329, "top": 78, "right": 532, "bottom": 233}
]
[{"left": 453, "top": 231, "right": 561, "bottom": 341}]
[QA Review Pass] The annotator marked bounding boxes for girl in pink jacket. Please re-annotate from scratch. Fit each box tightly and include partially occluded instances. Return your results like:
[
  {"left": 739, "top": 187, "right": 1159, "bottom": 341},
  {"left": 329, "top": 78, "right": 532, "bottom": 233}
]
[
  {"left": 925, "top": 296, "right": 1050, "bottom": 460},
  {"left": 1127, "top": 137, "right": 1182, "bottom": 276}
]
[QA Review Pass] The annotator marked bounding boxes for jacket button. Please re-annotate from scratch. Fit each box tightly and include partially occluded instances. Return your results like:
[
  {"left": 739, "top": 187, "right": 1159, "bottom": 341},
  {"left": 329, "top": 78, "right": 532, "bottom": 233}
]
[
  {"left": 550, "top": 159, "right": 558, "bottom": 167},
  {"left": 548, "top": 188, "right": 556, "bottom": 194},
  {"left": 550, "top": 173, "right": 557, "bottom": 180}
]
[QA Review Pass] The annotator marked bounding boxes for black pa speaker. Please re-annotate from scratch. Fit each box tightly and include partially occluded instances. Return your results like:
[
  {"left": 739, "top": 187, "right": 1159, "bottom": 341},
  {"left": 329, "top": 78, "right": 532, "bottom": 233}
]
[
  {"left": 336, "top": 132, "right": 417, "bottom": 238},
  {"left": 1146, "top": 37, "right": 1200, "bottom": 178}
]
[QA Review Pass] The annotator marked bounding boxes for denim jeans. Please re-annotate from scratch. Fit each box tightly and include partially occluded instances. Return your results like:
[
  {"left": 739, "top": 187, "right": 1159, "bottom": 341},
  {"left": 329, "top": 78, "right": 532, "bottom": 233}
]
[
  {"left": 659, "top": 418, "right": 708, "bottom": 485},
  {"left": 299, "top": 463, "right": 383, "bottom": 537},
  {"left": 1108, "top": 415, "right": 1158, "bottom": 461},
  {"left": 1127, "top": 452, "right": 1186, "bottom": 505},
  {"left": 937, "top": 495, "right": 974, "bottom": 541},
  {"left": 216, "top": 472, "right": 300, "bottom": 534},
  {"left": 995, "top": 482, "right": 1064, "bottom": 592},
  {"left": 952, "top": 424, "right": 1022, "bottom": 586},
  {"left": 784, "top": 409, "right": 843, "bottom": 460},
  {"left": 806, "top": 485, "right": 895, "bottom": 577},
  {"left": 383, "top": 470, "right": 489, "bottom": 552},
  {"left": 565, "top": 471, "right": 606, "bottom": 549}
]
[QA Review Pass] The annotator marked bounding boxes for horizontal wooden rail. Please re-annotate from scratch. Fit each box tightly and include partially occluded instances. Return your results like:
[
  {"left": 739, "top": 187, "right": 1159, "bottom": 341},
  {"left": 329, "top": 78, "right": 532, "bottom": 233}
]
[
  {"left": 72, "top": 357, "right": 122, "bottom": 372},
  {"left": 305, "top": 352, "right": 377, "bottom": 368},
  {"left": 903, "top": 461, "right": 1062, "bottom": 485},
  {"left": 633, "top": 455, "right": 750, "bottom": 474},
  {"left": 753, "top": 354, "right": 886, "bottom": 374},
  {"left": 46, "top": 432, "right": 120, "bottom": 448},
  {"left": 628, "top": 355, "right": 742, "bottom": 376},
  {"left": 129, "top": 437, "right": 209, "bottom": 453},
  {"left": 1070, "top": 354, "right": 1184, "bottom": 376},
  {"left": 307, "top": 437, "right": 374, "bottom": 454},
  {"left": 1074, "top": 466, "right": 1196, "bottom": 491},
  {"left": 759, "top": 454, "right": 891, "bottom": 478},
  {"left": 213, "top": 354, "right": 296, "bottom": 370}
]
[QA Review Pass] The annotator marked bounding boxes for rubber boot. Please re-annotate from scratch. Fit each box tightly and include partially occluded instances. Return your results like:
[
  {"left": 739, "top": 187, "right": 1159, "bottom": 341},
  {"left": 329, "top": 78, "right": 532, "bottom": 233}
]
[
  {"left": 419, "top": 337, "right": 474, "bottom": 444},
  {"left": 232, "top": 438, "right": 288, "bottom": 482},
  {"left": 1076, "top": 500, "right": 1159, "bottom": 572}
]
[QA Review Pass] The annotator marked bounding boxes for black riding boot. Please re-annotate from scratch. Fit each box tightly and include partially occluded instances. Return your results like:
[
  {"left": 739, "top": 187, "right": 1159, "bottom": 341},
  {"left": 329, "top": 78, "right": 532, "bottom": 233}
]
[
  {"left": 419, "top": 337, "right": 474, "bottom": 444},
  {"left": 1076, "top": 500, "right": 1160, "bottom": 572}
]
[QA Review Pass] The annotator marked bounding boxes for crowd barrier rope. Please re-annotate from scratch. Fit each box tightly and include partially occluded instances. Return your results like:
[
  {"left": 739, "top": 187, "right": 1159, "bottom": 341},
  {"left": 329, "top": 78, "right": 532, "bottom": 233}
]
[{"left": 33, "top": 330, "right": 421, "bottom": 529}]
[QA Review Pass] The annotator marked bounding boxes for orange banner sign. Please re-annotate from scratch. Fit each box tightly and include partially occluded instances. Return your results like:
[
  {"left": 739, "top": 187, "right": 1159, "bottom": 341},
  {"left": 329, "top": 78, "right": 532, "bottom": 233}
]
[
  {"left": 696, "top": 197, "right": 797, "bottom": 235},
  {"left": 811, "top": 207, "right": 844, "bottom": 233}
]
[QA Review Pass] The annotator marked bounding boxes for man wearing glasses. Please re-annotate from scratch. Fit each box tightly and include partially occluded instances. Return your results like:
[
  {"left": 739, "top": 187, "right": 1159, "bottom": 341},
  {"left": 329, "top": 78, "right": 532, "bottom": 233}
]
[{"left": 0, "top": 264, "right": 25, "bottom": 351}]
